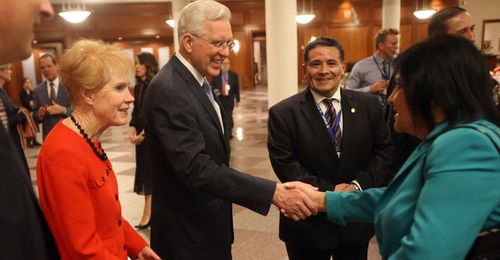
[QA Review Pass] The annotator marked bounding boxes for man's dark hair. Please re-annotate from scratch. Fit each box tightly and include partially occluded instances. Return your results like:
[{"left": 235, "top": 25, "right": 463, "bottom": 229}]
[
  {"left": 303, "top": 36, "right": 345, "bottom": 64},
  {"left": 39, "top": 53, "right": 57, "bottom": 65},
  {"left": 394, "top": 34, "right": 500, "bottom": 131},
  {"left": 428, "top": 6, "right": 467, "bottom": 37}
]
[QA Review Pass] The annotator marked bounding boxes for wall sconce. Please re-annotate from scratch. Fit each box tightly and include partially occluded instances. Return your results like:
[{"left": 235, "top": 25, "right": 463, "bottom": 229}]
[
  {"left": 58, "top": 0, "right": 91, "bottom": 23},
  {"left": 232, "top": 39, "right": 240, "bottom": 54},
  {"left": 413, "top": 0, "right": 436, "bottom": 20},
  {"left": 296, "top": 0, "right": 315, "bottom": 24}
]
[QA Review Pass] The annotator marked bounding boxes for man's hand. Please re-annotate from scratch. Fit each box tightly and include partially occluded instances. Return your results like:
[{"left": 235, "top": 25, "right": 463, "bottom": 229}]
[
  {"left": 369, "top": 80, "right": 388, "bottom": 94},
  {"left": 137, "top": 246, "right": 161, "bottom": 260},
  {"left": 38, "top": 105, "right": 47, "bottom": 119},
  {"left": 129, "top": 127, "right": 145, "bottom": 145},
  {"left": 272, "top": 183, "right": 318, "bottom": 221},
  {"left": 46, "top": 101, "right": 66, "bottom": 115},
  {"left": 284, "top": 182, "right": 326, "bottom": 213}
]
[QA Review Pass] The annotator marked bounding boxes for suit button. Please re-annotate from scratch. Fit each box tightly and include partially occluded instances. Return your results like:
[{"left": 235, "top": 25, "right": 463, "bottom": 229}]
[
  {"left": 115, "top": 194, "right": 118, "bottom": 201},
  {"left": 118, "top": 219, "right": 122, "bottom": 226},
  {"left": 106, "top": 169, "right": 109, "bottom": 176},
  {"left": 123, "top": 244, "right": 127, "bottom": 251},
  {"left": 101, "top": 176, "right": 105, "bottom": 182}
]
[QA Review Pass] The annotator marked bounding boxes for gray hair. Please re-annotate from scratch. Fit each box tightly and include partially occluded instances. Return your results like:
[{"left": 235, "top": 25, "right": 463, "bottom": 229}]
[{"left": 177, "top": 0, "right": 231, "bottom": 39}]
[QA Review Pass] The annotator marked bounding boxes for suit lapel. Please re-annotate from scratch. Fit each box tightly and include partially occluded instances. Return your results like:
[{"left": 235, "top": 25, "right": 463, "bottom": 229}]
[
  {"left": 339, "top": 90, "right": 356, "bottom": 158},
  {"left": 170, "top": 56, "right": 228, "bottom": 149},
  {"left": 41, "top": 82, "right": 50, "bottom": 104},
  {"left": 300, "top": 88, "right": 339, "bottom": 159}
]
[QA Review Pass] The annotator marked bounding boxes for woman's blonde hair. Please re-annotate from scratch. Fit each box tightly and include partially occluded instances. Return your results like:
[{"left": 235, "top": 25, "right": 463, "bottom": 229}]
[{"left": 59, "top": 39, "right": 133, "bottom": 103}]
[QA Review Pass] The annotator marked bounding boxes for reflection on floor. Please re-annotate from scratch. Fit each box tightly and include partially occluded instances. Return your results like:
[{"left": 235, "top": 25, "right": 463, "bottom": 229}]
[{"left": 25, "top": 87, "right": 381, "bottom": 260}]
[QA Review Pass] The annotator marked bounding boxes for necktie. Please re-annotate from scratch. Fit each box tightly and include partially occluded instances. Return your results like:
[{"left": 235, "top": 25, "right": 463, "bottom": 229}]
[
  {"left": 202, "top": 80, "right": 216, "bottom": 104},
  {"left": 322, "top": 98, "right": 342, "bottom": 152},
  {"left": 49, "top": 81, "right": 56, "bottom": 101},
  {"left": 202, "top": 80, "right": 224, "bottom": 133},
  {"left": 381, "top": 61, "right": 388, "bottom": 80},
  {"left": 221, "top": 72, "right": 227, "bottom": 96}
]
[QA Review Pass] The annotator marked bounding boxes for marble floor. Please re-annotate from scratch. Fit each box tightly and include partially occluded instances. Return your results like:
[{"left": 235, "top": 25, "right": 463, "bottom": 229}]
[{"left": 25, "top": 87, "right": 381, "bottom": 260}]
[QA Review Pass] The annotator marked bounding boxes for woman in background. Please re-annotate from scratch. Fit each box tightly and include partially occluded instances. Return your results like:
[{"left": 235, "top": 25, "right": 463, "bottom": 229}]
[
  {"left": 0, "top": 64, "right": 28, "bottom": 169},
  {"left": 37, "top": 40, "right": 160, "bottom": 260},
  {"left": 292, "top": 35, "right": 500, "bottom": 259},
  {"left": 129, "top": 52, "right": 158, "bottom": 229},
  {"left": 20, "top": 77, "right": 40, "bottom": 147}
]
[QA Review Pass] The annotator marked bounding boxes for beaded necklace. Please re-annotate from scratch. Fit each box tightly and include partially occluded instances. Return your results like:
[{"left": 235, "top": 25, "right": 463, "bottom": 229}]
[{"left": 70, "top": 115, "right": 108, "bottom": 161}]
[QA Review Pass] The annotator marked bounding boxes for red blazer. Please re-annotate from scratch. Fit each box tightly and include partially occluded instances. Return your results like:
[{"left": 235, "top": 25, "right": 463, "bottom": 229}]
[{"left": 37, "top": 122, "right": 147, "bottom": 259}]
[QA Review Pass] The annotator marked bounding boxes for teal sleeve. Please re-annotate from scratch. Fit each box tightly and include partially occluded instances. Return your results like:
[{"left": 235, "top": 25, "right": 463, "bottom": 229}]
[
  {"left": 326, "top": 188, "right": 386, "bottom": 225},
  {"left": 389, "top": 128, "right": 500, "bottom": 260}
]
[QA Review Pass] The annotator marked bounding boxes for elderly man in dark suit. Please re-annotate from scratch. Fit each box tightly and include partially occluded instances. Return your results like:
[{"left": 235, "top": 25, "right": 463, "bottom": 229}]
[
  {"left": 268, "top": 37, "right": 393, "bottom": 260},
  {"left": 0, "top": 0, "right": 59, "bottom": 259},
  {"left": 33, "top": 53, "right": 72, "bottom": 140},
  {"left": 143, "top": 1, "right": 317, "bottom": 259},
  {"left": 212, "top": 58, "right": 240, "bottom": 136}
]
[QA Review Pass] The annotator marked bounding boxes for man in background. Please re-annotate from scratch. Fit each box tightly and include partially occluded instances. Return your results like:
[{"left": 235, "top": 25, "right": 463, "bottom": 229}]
[
  {"left": 213, "top": 58, "right": 240, "bottom": 137},
  {"left": 0, "top": 0, "right": 59, "bottom": 258},
  {"left": 33, "top": 53, "right": 71, "bottom": 140},
  {"left": 347, "top": 28, "right": 399, "bottom": 114}
]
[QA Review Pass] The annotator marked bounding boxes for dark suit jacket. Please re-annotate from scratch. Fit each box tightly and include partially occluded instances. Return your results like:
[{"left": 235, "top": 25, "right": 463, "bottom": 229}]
[
  {"left": 33, "top": 80, "right": 71, "bottom": 139},
  {"left": 212, "top": 70, "right": 240, "bottom": 111},
  {"left": 268, "top": 88, "right": 393, "bottom": 249},
  {"left": 0, "top": 124, "right": 59, "bottom": 259},
  {"left": 0, "top": 88, "right": 28, "bottom": 171},
  {"left": 143, "top": 55, "right": 276, "bottom": 260}
]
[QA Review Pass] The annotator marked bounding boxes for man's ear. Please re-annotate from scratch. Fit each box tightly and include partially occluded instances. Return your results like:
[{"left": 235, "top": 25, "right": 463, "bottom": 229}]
[
  {"left": 302, "top": 63, "right": 307, "bottom": 79},
  {"left": 79, "top": 88, "right": 94, "bottom": 106},
  {"left": 182, "top": 34, "right": 194, "bottom": 53}
]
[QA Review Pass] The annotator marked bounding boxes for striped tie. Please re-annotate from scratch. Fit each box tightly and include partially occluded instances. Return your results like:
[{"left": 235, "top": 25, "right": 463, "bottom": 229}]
[{"left": 322, "top": 98, "right": 342, "bottom": 152}]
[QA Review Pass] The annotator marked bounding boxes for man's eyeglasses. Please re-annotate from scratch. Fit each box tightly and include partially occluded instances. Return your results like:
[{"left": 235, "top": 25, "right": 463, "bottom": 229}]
[{"left": 192, "top": 34, "right": 234, "bottom": 51}]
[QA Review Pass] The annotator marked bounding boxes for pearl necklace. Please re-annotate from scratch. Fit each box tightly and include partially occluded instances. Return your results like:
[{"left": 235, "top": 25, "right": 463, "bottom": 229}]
[{"left": 70, "top": 115, "right": 108, "bottom": 161}]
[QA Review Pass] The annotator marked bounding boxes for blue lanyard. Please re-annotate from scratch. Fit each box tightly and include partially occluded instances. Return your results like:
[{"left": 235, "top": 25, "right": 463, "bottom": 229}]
[
  {"left": 315, "top": 100, "right": 342, "bottom": 141},
  {"left": 372, "top": 55, "right": 390, "bottom": 80}
]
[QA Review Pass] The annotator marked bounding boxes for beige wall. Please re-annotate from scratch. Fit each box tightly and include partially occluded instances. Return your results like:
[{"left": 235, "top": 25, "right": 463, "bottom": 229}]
[{"left": 462, "top": 0, "right": 500, "bottom": 49}]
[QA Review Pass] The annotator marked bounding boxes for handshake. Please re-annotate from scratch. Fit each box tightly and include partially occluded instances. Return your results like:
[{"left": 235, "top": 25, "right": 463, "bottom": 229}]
[
  {"left": 271, "top": 181, "right": 326, "bottom": 221},
  {"left": 271, "top": 181, "right": 358, "bottom": 221}
]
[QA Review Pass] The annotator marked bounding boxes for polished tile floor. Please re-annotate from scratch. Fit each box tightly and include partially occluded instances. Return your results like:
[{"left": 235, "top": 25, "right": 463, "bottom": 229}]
[{"left": 25, "top": 87, "right": 381, "bottom": 260}]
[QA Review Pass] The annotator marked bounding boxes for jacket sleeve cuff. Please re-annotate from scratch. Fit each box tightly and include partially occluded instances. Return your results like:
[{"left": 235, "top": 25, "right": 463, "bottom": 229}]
[{"left": 326, "top": 191, "right": 347, "bottom": 225}]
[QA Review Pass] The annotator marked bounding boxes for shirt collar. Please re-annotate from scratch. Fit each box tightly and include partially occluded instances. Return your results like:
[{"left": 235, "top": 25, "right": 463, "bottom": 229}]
[
  {"left": 175, "top": 52, "right": 206, "bottom": 86},
  {"left": 310, "top": 86, "right": 341, "bottom": 105},
  {"left": 48, "top": 77, "right": 60, "bottom": 87}
]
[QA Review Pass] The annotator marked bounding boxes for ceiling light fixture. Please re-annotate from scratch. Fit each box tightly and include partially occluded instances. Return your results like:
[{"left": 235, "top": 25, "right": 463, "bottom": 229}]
[
  {"left": 59, "top": 0, "right": 91, "bottom": 23},
  {"left": 413, "top": 0, "right": 436, "bottom": 20},
  {"left": 296, "top": 0, "right": 315, "bottom": 24},
  {"left": 166, "top": 19, "right": 175, "bottom": 28}
]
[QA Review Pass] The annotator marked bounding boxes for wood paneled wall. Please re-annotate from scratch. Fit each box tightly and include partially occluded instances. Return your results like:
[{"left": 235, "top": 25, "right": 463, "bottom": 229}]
[{"left": 6, "top": 0, "right": 460, "bottom": 103}]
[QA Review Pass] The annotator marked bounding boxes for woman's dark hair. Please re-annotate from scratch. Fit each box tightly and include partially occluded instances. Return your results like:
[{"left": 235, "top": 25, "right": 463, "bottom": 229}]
[
  {"left": 136, "top": 52, "right": 159, "bottom": 83},
  {"left": 394, "top": 34, "right": 500, "bottom": 132}
]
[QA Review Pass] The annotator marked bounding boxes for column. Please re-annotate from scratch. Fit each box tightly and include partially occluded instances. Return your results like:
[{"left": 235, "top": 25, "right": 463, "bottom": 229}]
[
  {"left": 265, "top": 0, "right": 298, "bottom": 107},
  {"left": 382, "top": 0, "right": 401, "bottom": 30},
  {"left": 172, "top": 0, "right": 191, "bottom": 52}
]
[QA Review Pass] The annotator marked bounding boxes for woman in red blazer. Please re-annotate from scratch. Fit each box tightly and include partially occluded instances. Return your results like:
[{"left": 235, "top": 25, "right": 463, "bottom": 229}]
[{"left": 37, "top": 40, "right": 160, "bottom": 260}]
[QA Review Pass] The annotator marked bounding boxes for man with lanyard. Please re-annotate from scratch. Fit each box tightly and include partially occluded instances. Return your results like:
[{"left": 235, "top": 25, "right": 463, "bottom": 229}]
[
  {"left": 347, "top": 28, "right": 399, "bottom": 115},
  {"left": 268, "top": 36, "right": 393, "bottom": 260}
]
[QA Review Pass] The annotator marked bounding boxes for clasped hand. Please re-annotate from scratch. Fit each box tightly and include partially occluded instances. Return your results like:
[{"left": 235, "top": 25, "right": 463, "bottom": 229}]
[{"left": 272, "top": 181, "right": 324, "bottom": 221}]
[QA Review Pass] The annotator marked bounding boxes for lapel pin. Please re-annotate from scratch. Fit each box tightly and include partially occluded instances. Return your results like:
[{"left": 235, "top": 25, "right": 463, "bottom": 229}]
[{"left": 351, "top": 108, "right": 356, "bottom": 113}]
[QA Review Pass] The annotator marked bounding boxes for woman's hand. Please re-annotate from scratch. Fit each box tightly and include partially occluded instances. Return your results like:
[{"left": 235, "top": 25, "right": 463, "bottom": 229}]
[{"left": 137, "top": 246, "right": 161, "bottom": 260}]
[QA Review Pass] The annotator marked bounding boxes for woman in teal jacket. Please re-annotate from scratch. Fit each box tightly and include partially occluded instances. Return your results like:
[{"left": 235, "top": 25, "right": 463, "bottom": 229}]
[{"left": 290, "top": 35, "right": 500, "bottom": 259}]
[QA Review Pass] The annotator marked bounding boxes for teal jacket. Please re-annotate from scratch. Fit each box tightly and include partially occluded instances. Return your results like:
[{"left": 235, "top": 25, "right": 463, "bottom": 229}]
[{"left": 326, "top": 120, "right": 500, "bottom": 259}]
